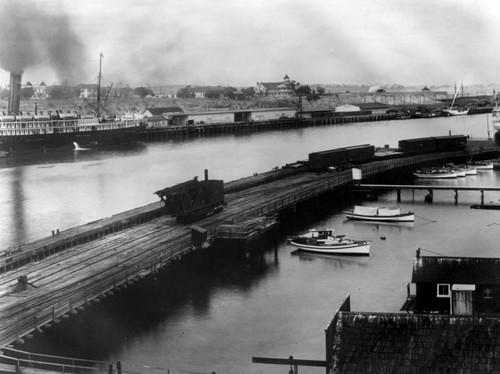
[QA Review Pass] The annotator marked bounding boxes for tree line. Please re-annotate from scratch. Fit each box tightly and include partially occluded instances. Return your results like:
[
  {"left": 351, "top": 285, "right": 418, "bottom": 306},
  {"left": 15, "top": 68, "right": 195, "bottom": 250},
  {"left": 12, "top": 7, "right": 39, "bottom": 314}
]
[{"left": 0, "top": 83, "right": 326, "bottom": 102}]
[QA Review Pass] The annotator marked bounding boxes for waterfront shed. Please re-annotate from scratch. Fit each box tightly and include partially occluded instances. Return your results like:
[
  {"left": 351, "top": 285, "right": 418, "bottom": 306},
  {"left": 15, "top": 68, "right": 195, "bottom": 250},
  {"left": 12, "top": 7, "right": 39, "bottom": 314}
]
[
  {"left": 249, "top": 108, "right": 297, "bottom": 121},
  {"left": 350, "top": 102, "right": 392, "bottom": 115},
  {"left": 143, "top": 107, "right": 184, "bottom": 117},
  {"left": 401, "top": 251, "right": 500, "bottom": 315},
  {"left": 327, "top": 295, "right": 500, "bottom": 373},
  {"left": 334, "top": 104, "right": 361, "bottom": 113}
]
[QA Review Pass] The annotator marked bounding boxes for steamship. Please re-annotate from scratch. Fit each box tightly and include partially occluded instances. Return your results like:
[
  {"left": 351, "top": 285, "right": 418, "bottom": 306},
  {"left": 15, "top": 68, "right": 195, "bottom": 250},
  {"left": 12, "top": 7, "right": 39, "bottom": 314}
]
[{"left": 0, "top": 56, "right": 145, "bottom": 155}]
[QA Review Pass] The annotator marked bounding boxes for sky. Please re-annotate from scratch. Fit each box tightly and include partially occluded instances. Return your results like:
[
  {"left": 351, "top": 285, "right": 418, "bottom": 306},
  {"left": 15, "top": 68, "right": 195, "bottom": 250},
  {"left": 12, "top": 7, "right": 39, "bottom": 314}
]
[{"left": 0, "top": 0, "right": 498, "bottom": 88}]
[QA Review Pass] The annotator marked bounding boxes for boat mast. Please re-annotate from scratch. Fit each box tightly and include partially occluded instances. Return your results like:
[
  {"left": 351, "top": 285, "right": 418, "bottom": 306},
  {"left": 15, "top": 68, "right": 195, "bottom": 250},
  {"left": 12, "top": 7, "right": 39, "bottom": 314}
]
[
  {"left": 97, "top": 52, "right": 103, "bottom": 118},
  {"left": 450, "top": 83, "right": 459, "bottom": 110}
]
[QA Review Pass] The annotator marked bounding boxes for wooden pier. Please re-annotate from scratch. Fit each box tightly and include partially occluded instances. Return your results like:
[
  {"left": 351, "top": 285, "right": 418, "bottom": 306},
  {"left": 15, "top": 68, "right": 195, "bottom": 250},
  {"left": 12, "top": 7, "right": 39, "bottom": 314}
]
[
  {"left": 138, "top": 113, "right": 395, "bottom": 140},
  {"left": 1, "top": 143, "right": 500, "bottom": 350},
  {"left": 354, "top": 184, "right": 500, "bottom": 204}
]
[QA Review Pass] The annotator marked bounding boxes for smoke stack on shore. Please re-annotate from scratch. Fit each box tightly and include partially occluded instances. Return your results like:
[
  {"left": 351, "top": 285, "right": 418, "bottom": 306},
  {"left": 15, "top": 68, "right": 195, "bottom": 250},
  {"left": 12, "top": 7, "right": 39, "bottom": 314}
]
[{"left": 8, "top": 72, "right": 21, "bottom": 115}]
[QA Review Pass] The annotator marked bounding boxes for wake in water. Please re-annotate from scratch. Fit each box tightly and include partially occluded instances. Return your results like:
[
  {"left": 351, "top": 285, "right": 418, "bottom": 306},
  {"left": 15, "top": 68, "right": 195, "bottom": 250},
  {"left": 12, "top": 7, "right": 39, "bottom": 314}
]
[{"left": 72, "top": 142, "right": 91, "bottom": 151}]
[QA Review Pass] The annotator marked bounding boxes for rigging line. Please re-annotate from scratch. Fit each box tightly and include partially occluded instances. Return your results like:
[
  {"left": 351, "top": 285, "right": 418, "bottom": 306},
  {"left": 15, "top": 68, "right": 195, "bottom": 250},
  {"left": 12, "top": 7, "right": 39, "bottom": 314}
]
[
  {"left": 419, "top": 247, "right": 450, "bottom": 257},
  {"left": 414, "top": 214, "right": 437, "bottom": 223}
]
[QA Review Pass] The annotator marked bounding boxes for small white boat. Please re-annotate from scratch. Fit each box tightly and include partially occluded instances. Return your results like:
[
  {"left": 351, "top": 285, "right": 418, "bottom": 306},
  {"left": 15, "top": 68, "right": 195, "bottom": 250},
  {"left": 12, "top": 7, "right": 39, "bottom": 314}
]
[
  {"left": 413, "top": 168, "right": 457, "bottom": 179},
  {"left": 464, "top": 167, "right": 477, "bottom": 175},
  {"left": 443, "top": 83, "right": 469, "bottom": 116},
  {"left": 443, "top": 108, "right": 469, "bottom": 116},
  {"left": 288, "top": 229, "right": 370, "bottom": 256},
  {"left": 344, "top": 206, "right": 414, "bottom": 222},
  {"left": 474, "top": 161, "right": 494, "bottom": 170}
]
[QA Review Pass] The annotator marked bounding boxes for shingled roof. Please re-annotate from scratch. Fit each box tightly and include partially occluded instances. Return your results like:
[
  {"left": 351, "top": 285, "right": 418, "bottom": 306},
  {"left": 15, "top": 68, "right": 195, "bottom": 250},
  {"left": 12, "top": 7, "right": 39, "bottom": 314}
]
[
  {"left": 146, "top": 107, "right": 184, "bottom": 115},
  {"left": 331, "top": 310, "right": 500, "bottom": 373},
  {"left": 412, "top": 256, "right": 500, "bottom": 285}
]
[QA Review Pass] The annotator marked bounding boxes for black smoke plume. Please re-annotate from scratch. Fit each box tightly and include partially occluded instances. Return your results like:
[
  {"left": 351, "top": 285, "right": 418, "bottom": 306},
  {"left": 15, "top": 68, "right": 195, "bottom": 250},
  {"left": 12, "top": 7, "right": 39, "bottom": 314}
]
[{"left": 0, "top": 0, "right": 86, "bottom": 83}]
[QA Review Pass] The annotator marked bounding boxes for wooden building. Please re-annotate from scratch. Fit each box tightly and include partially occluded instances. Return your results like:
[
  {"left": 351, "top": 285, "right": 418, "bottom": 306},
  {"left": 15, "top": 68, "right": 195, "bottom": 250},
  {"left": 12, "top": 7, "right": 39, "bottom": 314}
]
[
  {"left": 327, "top": 295, "right": 500, "bottom": 373},
  {"left": 349, "top": 102, "right": 392, "bottom": 115},
  {"left": 401, "top": 250, "right": 500, "bottom": 315}
]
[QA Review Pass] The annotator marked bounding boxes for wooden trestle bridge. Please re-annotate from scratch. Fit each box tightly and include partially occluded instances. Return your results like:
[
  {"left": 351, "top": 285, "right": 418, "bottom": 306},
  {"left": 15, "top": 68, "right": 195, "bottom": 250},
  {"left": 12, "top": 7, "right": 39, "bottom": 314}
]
[{"left": 1, "top": 143, "right": 500, "bottom": 372}]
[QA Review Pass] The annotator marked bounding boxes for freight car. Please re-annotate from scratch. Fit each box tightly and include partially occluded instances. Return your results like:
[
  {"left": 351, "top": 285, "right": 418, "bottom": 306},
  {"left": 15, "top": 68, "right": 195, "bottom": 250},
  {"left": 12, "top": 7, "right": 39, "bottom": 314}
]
[
  {"left": 308, "top": 144, "right": 375, "bottom": 171},
  {"left": 155, "top": 172, "right": 224, "bottom": 222},
  {"left": 398, "top": 135, "right": 467, "bottom": 154}
]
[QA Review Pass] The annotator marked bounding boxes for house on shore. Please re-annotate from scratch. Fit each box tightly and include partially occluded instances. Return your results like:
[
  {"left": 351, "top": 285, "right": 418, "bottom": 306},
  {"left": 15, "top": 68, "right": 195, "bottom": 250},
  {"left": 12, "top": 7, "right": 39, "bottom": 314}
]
[
  {"left": 326, "top": 295, "right": 500, "bottom": 373},
  {"left": 401, "top": 250, "right": 500, "bottom": 315}
]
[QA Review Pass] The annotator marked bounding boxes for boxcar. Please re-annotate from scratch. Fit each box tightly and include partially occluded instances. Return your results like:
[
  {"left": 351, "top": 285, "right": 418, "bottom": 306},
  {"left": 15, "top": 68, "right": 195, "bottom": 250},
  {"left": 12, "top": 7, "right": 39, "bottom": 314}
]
[
  {"left": 398, "top": 137, "right": 438, "bottom": 154},
  {"left": 308, "top": 144, "right": 374, "bottom": 171},
  {"left": 434, "top": 135, "right": 467, "bottom": 151},
  {"left": 308, "top": 148, "right": 349, "bottom": 170},
  {"left": 345, "top": 144, "right": 375, "bottom": 163},
  {"left": 399, "top": 135, "right": 467, "bottom": 154}
]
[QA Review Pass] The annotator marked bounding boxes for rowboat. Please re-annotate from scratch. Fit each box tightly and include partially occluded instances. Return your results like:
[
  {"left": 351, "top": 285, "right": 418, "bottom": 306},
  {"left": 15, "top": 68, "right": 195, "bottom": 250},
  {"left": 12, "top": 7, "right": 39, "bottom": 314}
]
[
  {"left": 344, "top": 206, "right": 414, "bottom": 222},
  {"left": 288, "top": 229, "right": 370, "bottom": 256}
]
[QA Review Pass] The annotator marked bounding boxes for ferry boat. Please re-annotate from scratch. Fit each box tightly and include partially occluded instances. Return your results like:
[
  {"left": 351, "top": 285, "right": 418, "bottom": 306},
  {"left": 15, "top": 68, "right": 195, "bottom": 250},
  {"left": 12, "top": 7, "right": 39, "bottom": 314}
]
[
  {"left": 0, "top": 54, "right": 145, "bottom": 155},
  {"left": 0, "top": 111, "right": 145, "bottom": 154}
]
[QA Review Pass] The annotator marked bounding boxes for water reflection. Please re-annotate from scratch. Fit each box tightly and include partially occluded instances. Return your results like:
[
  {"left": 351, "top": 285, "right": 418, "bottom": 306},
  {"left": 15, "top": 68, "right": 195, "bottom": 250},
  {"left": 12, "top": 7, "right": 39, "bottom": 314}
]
[{"left": 291, "top": 249, "right": 371, "bottom": 267}]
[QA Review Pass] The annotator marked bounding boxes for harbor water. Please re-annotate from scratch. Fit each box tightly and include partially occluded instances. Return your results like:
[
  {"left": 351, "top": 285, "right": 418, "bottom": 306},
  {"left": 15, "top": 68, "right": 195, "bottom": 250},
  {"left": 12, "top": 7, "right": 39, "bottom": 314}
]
[{"left": 3, "top": 114, "right": 500, "bottom": 373}]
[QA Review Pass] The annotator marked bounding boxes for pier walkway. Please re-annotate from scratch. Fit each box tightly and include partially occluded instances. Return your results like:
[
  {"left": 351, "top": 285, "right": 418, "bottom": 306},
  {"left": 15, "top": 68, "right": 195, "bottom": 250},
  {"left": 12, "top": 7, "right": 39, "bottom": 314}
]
[
  {"left": 355, "top": 184, "right": 500, "bottom": 204},
  {"left": 1, "top": 143, "right": 500, "bottom": 349}
]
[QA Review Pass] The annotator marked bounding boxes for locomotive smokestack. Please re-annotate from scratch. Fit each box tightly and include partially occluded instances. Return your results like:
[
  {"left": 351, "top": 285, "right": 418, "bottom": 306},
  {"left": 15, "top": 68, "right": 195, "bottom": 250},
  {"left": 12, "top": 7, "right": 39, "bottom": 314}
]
[{"left": 8, "top": 72, "right": 22, "bottom": 115}]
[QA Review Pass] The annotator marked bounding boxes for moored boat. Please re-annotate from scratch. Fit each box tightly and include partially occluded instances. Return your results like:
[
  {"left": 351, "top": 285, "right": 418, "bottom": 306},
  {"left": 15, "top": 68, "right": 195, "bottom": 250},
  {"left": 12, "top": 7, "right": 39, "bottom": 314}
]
[
  {"left": 473, "top": 161, "right": 494, "bottom": 170},
  {"left": 471, "top": 204, "right": 500, "bottom": 210},
  {"left": 288, "top": 229, "right": 370, "bottom": 256},
  {"left": 0, "top": 112, "right": 145, "bottom": 154},
  {"left": 413, "top": 168, "right": 457, "bottom": 179},
  {"left": 0, "top": 53, "right": 145, "bottom": 155},
  {"left": 344, "top": 206, "right": 414, "bottom": 222}
]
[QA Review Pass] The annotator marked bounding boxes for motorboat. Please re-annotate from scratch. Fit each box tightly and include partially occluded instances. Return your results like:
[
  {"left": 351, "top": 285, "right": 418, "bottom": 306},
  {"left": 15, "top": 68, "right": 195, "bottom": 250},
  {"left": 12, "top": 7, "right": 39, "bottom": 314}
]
[
  {"left": 344, "top": 206, "right": 414, "bottom": 222},
  {"left": 288, "top": 229, "right": 370, "bottom": 256}
]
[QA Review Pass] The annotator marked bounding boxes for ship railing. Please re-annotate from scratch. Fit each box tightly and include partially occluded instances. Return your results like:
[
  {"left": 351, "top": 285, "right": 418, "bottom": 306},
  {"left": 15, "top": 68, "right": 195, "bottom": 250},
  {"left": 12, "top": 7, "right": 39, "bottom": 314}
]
[{"left": 0, "top": 118, "right": 142, "bottom": 135}]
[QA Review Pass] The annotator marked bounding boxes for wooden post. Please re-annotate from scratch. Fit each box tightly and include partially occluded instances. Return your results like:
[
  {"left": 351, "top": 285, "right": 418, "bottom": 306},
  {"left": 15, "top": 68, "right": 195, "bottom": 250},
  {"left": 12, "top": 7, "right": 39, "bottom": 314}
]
[
  {"left": 116, "top": 361, "right": 122, "bottom": 374},
  {"left": 481, "top": 190, "right": 484, "bottom": 205},
  {"left": 397, "top": 188, "right": 401, "bottom": 203},
  {"left": 108, "top": 364, "right": 113, "bottom": 374}
]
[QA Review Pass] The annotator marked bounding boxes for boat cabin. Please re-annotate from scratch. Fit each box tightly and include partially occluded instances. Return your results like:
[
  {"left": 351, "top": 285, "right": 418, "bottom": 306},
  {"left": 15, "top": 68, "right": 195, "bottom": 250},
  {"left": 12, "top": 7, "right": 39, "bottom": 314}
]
[
  {"left": 401, "top": 249, "right": 500, "bottom": 315},
  {"left": 308, "top": 229, "right": 334, "bottom": 239}
]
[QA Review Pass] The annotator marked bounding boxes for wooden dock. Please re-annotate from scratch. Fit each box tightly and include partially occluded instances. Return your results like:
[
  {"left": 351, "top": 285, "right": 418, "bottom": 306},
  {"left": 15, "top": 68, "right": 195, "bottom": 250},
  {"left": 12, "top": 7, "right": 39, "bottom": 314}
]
[
  {"left": 355, "top": 184, "right": 500, "bottom": 204},
  {"left": 138, "top": 113, "right": 396, "bottom": 140},
  {"left": 1, "top": 143, "right": 500, "bottom": 349}
]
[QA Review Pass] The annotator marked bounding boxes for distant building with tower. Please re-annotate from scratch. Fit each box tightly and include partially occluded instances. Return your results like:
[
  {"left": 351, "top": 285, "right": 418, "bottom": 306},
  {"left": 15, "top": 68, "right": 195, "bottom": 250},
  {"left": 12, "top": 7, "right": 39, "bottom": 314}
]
[{"left": 254, "top": 74, "right": 295, "bottom": 98}]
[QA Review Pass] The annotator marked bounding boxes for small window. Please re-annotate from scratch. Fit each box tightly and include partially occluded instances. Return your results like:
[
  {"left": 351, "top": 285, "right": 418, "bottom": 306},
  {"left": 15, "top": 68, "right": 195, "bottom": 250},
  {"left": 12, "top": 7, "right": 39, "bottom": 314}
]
[
  {"left": 437, "top": 284, "right": 450, "bottom": 297},
  {"left": 483, "top": 288, "right": 493, "bottom": 299}
]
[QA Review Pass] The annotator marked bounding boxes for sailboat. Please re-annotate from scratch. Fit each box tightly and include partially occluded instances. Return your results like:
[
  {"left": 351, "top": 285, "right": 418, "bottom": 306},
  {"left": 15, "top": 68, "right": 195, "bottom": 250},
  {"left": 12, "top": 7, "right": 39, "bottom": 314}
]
[{"left": 444, "top": 83, "right": 469, "bottom": 116}]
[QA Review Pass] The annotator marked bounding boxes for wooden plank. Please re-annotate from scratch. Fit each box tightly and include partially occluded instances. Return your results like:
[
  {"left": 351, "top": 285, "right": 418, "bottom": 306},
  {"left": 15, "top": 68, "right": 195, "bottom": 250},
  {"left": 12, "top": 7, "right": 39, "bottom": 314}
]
[{"left": 252, "top": 356, "right": 326, "bottom": 367}]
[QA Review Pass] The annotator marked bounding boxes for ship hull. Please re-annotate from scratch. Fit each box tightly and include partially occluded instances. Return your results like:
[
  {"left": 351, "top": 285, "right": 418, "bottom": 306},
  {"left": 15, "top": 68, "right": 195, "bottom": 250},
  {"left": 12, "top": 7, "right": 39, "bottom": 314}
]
[{"left": 0, "top": 126, "right": 142, "bottom": 154}]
